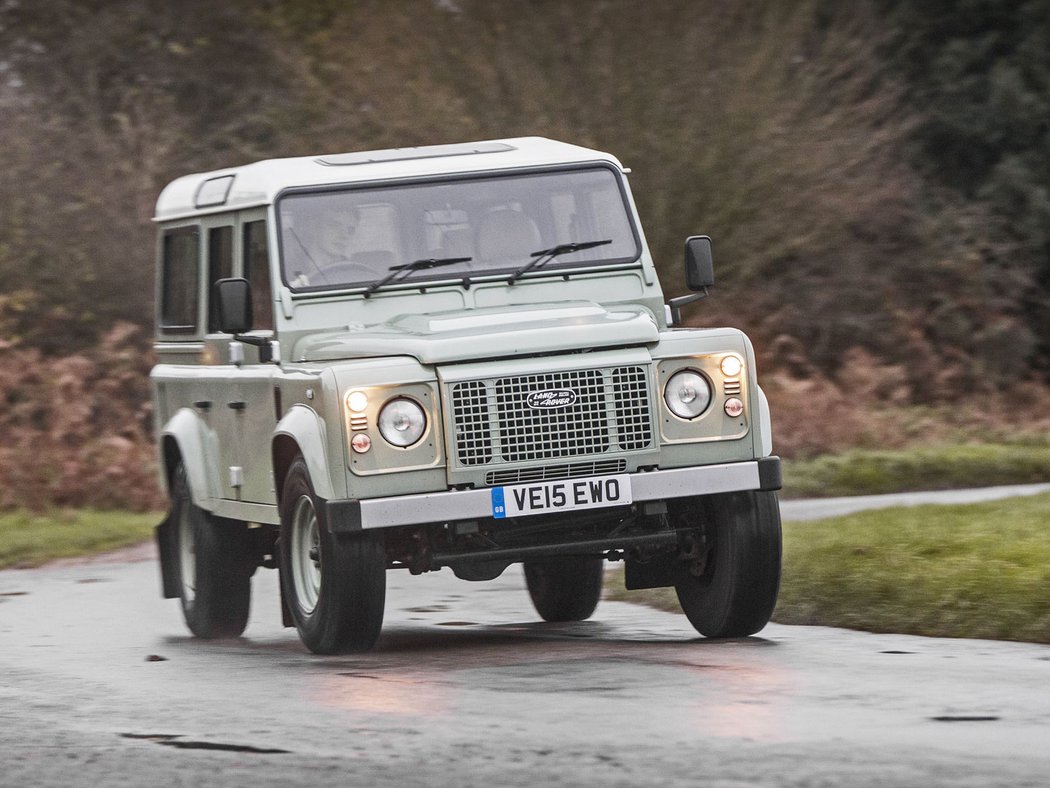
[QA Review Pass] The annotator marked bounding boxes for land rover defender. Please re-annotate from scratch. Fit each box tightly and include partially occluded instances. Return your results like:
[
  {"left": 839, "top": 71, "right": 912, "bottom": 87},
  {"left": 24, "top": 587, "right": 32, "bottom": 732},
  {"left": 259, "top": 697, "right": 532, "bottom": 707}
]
[{"left": 151, "top": 138, "right": 782, "bottom": 653}]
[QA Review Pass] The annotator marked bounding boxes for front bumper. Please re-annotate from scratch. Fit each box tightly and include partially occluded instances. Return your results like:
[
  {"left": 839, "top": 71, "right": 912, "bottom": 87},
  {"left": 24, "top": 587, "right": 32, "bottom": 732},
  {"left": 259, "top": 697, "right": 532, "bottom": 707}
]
[{"left": 326, "top": 456, "right": 781, "bottom": 533}]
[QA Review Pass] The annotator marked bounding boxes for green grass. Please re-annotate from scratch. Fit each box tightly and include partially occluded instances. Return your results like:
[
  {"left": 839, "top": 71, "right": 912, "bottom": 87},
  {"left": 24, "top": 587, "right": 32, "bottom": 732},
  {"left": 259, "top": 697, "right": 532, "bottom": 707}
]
[
  {"left": 0, "top": 510, "right": 158, "bottom": 570},
  {"left": 783, "top": 442, "right": 1050, "bottom": 498},
  {"left": 607, "top": 492, "right": 1050, "bottom": 643}
]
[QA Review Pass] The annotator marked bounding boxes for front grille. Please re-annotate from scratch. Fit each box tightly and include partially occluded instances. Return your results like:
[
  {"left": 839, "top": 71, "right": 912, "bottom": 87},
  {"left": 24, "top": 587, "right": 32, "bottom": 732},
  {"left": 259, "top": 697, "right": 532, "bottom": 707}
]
[
  {"left": 450, "top": 366, "right": 653, "bottom": 468},
  {"left": 485, "top": 459, "right": 627, "bottom": 486}
]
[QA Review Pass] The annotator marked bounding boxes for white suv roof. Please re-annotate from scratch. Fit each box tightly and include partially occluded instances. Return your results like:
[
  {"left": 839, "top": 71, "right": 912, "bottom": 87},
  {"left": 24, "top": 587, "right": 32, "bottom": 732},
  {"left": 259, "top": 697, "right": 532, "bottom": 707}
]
[{"left": 153, "top": 137, "right": 625, "bottom": 222}]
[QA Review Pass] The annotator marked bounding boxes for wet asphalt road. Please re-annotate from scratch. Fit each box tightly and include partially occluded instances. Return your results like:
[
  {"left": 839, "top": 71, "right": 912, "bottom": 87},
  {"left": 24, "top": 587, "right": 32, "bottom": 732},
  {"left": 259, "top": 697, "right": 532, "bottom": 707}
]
[{"left": 3, "top": 488, "right": 1050, "bottom": 787}]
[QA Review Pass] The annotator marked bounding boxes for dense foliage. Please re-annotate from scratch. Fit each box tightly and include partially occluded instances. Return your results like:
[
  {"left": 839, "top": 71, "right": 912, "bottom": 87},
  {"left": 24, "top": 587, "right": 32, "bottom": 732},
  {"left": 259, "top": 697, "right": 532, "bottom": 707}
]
[
  {"left": 1, "top": 1, "right": 1048, "bottom": 507},
  {"left": 879, "top": 0, "right": 1050, "bottom": 378}
]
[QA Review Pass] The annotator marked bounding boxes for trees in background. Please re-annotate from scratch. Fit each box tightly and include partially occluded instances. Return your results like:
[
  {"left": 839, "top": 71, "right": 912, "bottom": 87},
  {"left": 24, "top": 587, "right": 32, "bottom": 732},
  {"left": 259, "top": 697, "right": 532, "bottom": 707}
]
[{"left": 879, "top": 0, "right": 1050, "bottom": 378}]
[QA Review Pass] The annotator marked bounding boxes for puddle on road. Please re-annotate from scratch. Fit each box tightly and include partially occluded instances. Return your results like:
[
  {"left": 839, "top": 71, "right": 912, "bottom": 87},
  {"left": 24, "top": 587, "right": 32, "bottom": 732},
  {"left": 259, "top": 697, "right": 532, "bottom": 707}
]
[
  {"left": 929, "top": 715, "right": 1001, "bottom": 722},
  {"left": 120, "top": 733, "right": 290, "bottom": 754}
]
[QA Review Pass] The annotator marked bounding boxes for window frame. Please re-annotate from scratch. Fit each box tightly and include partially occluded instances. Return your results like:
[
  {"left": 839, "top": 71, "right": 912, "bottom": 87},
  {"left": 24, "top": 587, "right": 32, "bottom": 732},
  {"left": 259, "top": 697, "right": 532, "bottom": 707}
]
[
  {"left": 158, "top": 225, "right": 202, "bottom": 336},
  {"left": 273, "top": 163, "right": 643, "bottom": 296}
]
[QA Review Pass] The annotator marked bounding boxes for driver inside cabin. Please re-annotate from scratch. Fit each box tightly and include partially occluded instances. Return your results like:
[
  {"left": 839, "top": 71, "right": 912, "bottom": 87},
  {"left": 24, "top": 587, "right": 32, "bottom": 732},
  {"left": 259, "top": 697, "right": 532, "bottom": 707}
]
[{"left": 285, "top": 205, "right": 362, "bottom": 288}]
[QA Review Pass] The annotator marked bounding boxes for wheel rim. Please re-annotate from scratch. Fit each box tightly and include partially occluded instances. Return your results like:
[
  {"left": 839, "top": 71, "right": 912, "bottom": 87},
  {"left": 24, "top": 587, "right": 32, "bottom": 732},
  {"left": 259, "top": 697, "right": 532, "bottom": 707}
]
[
  {"left": 290, "top": 494, "right": 322, "bottom": 616},
  {"left": 178, "top": 502, "right": 196, "bottom": 604}
]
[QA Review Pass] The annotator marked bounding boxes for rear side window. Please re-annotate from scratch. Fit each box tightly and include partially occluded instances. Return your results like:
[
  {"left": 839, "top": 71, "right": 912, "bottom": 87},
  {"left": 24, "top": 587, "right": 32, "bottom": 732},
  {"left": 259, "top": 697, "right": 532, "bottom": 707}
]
[
  {"left": 244, "top": 221, "right": 273, "bottom": 331},
  {"left": 160, "top": 227, "right": 200, "bottom": 333}
]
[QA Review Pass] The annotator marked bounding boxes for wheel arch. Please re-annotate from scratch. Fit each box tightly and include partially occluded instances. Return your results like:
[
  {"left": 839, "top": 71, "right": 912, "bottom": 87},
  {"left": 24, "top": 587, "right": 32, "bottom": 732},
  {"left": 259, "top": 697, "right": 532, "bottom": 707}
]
[
  {"left": 159, "top": 408, "right": 218, "bottom": 508},
  {"left": 272, "top": 405, "right": 339, "bottom": 504}
]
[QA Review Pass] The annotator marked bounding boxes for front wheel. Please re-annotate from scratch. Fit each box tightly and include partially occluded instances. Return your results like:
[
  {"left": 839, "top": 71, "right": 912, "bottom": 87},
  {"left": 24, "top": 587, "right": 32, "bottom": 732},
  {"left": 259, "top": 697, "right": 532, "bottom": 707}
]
[
  {"left": 675, "top": 491, "right": 781, "bottom": 638},
  {"left": 524, "top": 555, "right": 604, "bottom": 622},
  {"left": 171, "top": 464, "right": 252, "bottom": 638},
  {"left": 279, "top": 457, "right": 386, "bottom": 654}
]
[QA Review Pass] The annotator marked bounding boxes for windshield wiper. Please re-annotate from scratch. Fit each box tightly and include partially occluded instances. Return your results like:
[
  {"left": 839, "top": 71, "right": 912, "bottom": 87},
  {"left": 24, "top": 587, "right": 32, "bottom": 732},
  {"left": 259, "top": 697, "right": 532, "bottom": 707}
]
[
  {"left": 507, "top": 239, "right": 612, "bottom": 285},
  {"left": 362, "top": 256, "right": 472, "bottom": 298}
]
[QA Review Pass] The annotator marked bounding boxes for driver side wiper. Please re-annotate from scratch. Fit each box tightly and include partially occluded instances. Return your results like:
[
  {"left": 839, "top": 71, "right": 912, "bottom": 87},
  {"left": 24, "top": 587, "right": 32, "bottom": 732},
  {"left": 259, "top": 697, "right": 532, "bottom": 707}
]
[
  {"left": 507, "top": 239, "right": 612, "bottom": 285},
  {"left": 362, "top": 256, "right": 472, "bottom": 298}
]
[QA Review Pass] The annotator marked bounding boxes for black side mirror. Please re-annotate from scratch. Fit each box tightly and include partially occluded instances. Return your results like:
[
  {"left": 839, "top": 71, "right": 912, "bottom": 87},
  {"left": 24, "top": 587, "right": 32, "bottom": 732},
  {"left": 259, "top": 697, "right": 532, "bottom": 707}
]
[
  {"left": 685, "top": 235, "right": 714, "bottom": 291},
  {"left": 215, "top": 278, "right": 253, "bottom": 335},
  {"left": 667, "top": 235, "right": 715, "bottom": 325}
]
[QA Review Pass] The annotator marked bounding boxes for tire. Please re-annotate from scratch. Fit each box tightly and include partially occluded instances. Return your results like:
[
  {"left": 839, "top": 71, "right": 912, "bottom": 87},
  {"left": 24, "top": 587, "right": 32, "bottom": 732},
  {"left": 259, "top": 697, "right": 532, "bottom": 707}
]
[
  {"left": 278, "top": 457, "right": 386, "bottom": 654},
  {"left": 171, "top": 463, "right": 252, "bottom": 638},
  {"left": 674, "top": 490, "right": 781, "bottom": 638},
  {"left": 524, "top": 555, "right": 604, "bottom": 622}
]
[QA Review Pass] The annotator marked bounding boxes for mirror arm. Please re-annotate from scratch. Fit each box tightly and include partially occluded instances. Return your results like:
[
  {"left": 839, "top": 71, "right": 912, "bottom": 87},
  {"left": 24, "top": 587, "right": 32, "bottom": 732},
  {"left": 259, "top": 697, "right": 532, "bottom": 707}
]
[
  {"left": 667, "top": 288, "right": 708, "bottom": 326},
  {"left": 233, "top": 333, "right": 273, "bottom": 363}
]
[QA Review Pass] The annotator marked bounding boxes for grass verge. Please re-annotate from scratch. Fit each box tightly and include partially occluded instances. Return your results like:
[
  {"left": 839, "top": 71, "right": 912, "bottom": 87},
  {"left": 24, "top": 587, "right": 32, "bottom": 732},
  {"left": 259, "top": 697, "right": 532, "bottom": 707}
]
[
  {"left": 783, "top": 442, "right": 1050, "bottom": 498},
  {"left": 0, "top": 510, "right": 158, "bottom": 570},
  {"left": 606, "top": 492, "right": 1050, "bottom": 644}
]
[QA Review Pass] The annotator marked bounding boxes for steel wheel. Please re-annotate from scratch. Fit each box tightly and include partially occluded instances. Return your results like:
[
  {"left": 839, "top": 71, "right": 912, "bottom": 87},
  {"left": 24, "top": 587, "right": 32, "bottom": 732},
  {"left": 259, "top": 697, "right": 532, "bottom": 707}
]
[
  {"left": 169, "top": 463, "right": 252, "bottom": 638},
  {"left": 674, "top": 490, "right": 781, "bottom": 638},
  {"left": 290, "top": 494, "right": 322, "bottom": 616},
  {"left": 278, "top": 456, "right": 386, "bottom": 654}
]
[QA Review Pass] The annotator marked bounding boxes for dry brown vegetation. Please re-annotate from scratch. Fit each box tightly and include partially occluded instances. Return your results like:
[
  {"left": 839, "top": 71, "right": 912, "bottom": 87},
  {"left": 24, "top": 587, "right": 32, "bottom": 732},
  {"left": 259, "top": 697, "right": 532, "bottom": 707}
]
[
  {"left": 0, "top": 324, "right": 160, "bottom": 511},
  {"left": 765, "top": 344, "right": 1050, "bottom": 459}
]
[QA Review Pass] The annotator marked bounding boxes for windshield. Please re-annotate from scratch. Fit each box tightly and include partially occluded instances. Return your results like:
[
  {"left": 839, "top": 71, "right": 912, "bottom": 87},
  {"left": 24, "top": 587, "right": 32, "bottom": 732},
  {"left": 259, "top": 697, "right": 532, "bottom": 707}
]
[{"left": 277, "top": 167, "right": 639, "bottom": 292}]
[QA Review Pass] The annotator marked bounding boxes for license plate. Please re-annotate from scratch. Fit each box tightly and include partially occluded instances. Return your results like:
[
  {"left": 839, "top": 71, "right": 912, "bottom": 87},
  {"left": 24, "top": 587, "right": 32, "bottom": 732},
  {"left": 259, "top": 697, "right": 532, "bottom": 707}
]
[{"left": 491, "top": 474, "right": 632, "bottom": 519}]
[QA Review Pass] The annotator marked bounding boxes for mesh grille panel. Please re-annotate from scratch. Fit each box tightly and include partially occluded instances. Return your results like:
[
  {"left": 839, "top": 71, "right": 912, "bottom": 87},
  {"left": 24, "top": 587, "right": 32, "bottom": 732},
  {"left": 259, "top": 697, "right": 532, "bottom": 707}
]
[
  {"left": 613, "top": 366, "right": 652, "bottom": 451},
  {"left": 496, "top": 370, "right": 607, "bottom": 462},
  {"left": 485, "top": 459, "right": 627, "bottom": 486},
  {"left": 450, "top": 366, "right": 653, "bottom": 468},
  {"left": 450, "top": 380, "right": 491, "bottom": 465}
]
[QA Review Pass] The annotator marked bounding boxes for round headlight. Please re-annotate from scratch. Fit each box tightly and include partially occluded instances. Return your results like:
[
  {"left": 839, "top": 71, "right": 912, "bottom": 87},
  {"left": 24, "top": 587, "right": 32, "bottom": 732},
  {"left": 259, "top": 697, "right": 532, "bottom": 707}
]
[
  {"left": 378, "top": 398, "right": 427, "bottom": 447},
  {"left": 664, "top": 369, "right": 712, "bottom": 419}
]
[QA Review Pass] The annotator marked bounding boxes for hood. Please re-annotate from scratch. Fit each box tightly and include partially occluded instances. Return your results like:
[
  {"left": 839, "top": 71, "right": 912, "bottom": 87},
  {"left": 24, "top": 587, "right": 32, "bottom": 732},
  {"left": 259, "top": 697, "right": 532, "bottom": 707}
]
[{"left": 294, "top": 302, "right": 659, "bottom": 364}]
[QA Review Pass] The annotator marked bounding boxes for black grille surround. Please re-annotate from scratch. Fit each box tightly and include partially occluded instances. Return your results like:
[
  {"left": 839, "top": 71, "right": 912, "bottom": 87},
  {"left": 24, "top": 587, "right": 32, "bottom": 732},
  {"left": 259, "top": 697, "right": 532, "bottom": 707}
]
[{"left": 448, "top": 366, "right": 655, "bottom": 475}]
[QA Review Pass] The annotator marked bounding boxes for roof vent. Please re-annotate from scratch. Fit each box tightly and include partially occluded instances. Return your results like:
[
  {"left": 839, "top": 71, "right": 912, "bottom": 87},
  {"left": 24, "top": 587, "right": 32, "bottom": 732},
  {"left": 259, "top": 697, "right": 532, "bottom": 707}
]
[{"left": 317, "top": 141, "right": 515, "bottom": 167}]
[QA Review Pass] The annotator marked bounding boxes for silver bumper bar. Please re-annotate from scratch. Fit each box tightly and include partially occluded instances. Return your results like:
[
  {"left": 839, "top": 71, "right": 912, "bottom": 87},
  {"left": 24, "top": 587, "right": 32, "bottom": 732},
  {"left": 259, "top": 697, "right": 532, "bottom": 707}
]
[{"left": 327, "top": 457, "right": 781, "bottom": 533}]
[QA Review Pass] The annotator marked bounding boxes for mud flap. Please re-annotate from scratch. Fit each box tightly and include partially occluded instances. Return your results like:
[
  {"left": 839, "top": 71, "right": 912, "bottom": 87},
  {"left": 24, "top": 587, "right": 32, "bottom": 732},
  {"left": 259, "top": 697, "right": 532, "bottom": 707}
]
[
  {"left": 155, "top": 513, "right": 181, "bottom": 599},
  {"left": 625, "top": 553, "right": 690, "bottom": 590}
]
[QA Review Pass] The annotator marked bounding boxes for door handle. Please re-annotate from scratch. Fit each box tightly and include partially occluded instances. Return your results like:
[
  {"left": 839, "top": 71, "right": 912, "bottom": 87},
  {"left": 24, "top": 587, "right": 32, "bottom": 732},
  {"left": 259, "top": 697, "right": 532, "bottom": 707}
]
[{"left": 227, "top": 400, "right": 247, "bottom": 411}]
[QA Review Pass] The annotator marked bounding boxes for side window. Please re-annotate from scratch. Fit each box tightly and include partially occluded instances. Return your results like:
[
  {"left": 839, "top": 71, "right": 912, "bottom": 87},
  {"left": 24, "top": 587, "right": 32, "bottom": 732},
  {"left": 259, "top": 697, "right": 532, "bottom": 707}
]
[
  {"left": 160, "top": 227, "right": 200, "bottom": 334},
  {"left": 244, "top": 221, "right": 274, "bottom": 331},
  {"left": 207, "top": 226, "right": 233, "bottom": 332}
]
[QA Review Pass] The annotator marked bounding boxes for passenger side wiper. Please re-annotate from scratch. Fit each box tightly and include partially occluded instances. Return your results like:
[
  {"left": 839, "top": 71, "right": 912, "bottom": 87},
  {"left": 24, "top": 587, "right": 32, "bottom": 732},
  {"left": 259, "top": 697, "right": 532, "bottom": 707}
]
[
  {"left": 507, "top": 239, "right": 612, "bottom": 285},
  {"left": 362, "top": 256, "right": 472, "bottom": 298}
]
